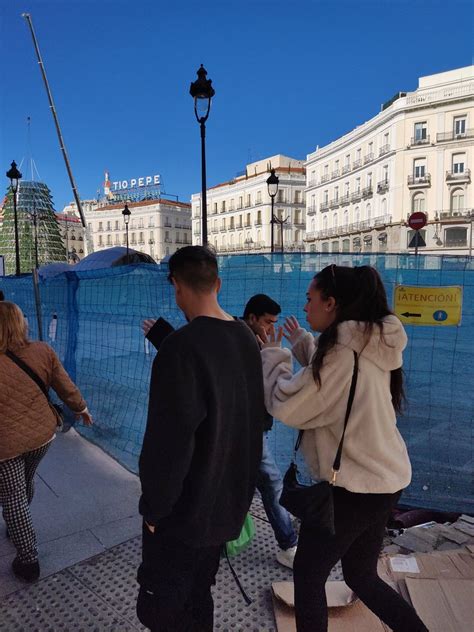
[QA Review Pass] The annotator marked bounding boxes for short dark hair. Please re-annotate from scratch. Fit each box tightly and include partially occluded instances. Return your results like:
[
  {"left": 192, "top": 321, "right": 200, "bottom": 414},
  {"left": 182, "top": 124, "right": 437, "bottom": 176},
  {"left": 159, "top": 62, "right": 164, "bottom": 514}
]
[
  {"left": 168, "top": 246, "right": 218, "bottom": 292},
  {"left": 243, "top": 294, "right": 281, "bottom": 320}
]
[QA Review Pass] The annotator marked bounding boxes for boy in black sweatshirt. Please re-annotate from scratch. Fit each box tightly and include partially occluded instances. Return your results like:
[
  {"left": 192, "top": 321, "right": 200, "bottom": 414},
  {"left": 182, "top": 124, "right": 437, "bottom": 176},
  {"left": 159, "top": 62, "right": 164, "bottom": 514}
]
[{"left": 137, "top": 246, "right": 264, "bottom": 632}]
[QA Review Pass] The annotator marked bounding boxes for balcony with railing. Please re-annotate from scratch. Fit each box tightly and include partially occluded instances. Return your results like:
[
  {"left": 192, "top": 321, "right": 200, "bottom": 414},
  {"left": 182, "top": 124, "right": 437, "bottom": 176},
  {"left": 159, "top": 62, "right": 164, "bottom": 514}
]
[
  {"left": 320, "top": 174, "right": 330, "bottom": 183},
  {"left": 351, "top": 190, "right": 362, "bottom": 202},
  {"left": 363, "top": 153, "right": 374, "bottom": 164},
  {"left": 219, "top": 226, "right": 227, "bottom": 232},
  {"left": 331, "top": 170, "right": 340, "bottom": 180},
  {"left": 304, "top": 231, "right": 317, "bottom": 241},
  {"left": 329, "top": 198, "right": 340, "bottom": 209},
  {"left": 446, "top": 168, "right": 471, "bottom": 183},
  {"left": 254, "top": 220, "right": 262, "bottom": 226},
  {"left": 408, "top": 174, "right": 431, "bottom": 187},
  {"left": 342, "top": 164, "right": 351, "bottom": 175},
  {"left": 308, "top": 178, "right": 318, "bottom": 187},
  {"left": 377, "top": 179, "right": 389, "bottom": 194},
  {"left": 352, "top": 159, "right": 362, "bottom": 170},
  {"left": 435, "top": 208, "right": 474, "bottom": 220},
  {"left": 362, "top": 186, "right": 373, "bottom": 198},
  {"left": 320, "top": 201, "right": 329, "bottom": 211},
  {"left": 379, "top": 144, "right": 391, "bottom": 156},
  {"left": 374, "top": 214, "right": 392, "bottom": 227},
  {"left": 410, "top": 135, "right": 430, "bottom": 146},
  {"left": 307, "top": 205, "right": 317, "bottom": 215},
  {"left": 339, "top": 194, "right": 350, "bottom": 206},
  {"left": 437, "top": 129, "right": 474, "bottom": 143}
]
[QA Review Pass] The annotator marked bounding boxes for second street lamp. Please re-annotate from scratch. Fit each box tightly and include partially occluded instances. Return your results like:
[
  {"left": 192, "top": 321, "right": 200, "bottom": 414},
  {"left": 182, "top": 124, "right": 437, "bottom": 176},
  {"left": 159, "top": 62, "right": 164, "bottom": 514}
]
[
  {"left": 266, "top": 169, "right": 279, "bottom": 254},
  {"left": 122, "top": 203, "right": 131, "bottom": 264},
  {"left": 190, "top": 64, "right": 215, "bottom": 247},
  {"left": 6, "top": 161, "right": 23, "bottom": 275}
]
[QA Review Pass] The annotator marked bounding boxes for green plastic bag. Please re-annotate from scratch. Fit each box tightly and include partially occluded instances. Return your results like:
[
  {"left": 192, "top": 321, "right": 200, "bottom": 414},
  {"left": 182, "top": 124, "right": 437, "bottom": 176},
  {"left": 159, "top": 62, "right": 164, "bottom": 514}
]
[{"left": 225, "top": 513, "right": 255, "bottom": 557}]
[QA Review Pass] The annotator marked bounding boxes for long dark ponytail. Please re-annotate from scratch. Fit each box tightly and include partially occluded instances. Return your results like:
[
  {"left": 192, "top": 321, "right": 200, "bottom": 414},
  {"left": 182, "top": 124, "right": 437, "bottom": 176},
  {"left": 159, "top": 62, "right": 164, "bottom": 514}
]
[{"left": 311, "top": 265, "right": 405, "bottom": 413}]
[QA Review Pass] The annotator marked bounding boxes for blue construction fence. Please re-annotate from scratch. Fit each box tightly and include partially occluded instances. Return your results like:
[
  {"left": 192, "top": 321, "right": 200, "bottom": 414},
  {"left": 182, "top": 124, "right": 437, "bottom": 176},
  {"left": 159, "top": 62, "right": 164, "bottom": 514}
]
[{"left": 1, "top": 252, "right": 473, "bottom": 513}]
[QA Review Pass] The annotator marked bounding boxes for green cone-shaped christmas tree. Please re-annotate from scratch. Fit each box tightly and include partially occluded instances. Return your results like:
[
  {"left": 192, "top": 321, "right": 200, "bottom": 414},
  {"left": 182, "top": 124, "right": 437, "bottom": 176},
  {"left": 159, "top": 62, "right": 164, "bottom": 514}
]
[{"left": 0, "top": 181, "right": 66, "bottom": 274}]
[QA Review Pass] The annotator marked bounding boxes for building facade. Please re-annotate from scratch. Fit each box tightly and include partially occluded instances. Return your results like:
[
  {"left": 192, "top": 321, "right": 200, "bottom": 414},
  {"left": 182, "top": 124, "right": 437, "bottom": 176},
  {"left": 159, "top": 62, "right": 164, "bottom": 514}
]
[
  {"left": 191, "top": 155, "right": 306, "bottom": 253},
  {"left": 55, "top": 213, "right": 86, "bottom": 263},
  {"left": 305, "top": 66, "right": 474, "bottom": 255},
  {"left": 83, "top": 198, "right": 192, "bottom": 261}
]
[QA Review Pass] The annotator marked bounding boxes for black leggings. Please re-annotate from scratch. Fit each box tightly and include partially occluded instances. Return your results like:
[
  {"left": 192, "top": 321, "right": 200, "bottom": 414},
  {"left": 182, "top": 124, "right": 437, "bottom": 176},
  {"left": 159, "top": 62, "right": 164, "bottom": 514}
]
[{"left": 293, "top": 487, "right": 428, "bottom": 632}]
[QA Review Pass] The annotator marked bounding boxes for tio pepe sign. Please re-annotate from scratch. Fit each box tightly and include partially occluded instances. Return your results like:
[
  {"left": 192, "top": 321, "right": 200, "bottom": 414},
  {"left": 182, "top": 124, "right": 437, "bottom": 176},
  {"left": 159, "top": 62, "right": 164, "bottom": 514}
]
[{"left": 112, "top": 175, "right": 160, "bottom": 191}]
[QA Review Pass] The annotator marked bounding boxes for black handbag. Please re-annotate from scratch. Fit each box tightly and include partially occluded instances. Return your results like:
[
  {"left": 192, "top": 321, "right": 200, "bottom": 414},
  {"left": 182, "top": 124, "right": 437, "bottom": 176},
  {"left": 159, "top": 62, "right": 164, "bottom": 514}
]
[
  {"left": 279, "top": 351, "right": 359, "bottom": 535},
  {"left": 6, "top": 350, "right": 65, "bottom": 429}
]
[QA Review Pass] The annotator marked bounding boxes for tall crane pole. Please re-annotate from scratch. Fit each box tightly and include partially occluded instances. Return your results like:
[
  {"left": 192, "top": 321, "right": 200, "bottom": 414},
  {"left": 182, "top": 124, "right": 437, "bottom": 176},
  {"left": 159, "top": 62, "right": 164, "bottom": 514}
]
[{"left": 22, "top": 13, "right": 87, "bottom": 231}]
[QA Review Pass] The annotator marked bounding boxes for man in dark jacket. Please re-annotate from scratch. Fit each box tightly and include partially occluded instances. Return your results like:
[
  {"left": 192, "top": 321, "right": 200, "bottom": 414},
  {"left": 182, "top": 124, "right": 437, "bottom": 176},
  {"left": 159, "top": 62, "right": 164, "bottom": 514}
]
[
  {"left": 137, "top": 246, "right": 264, "bottom": 632},
  {"left": 243, "top": 295, "right": 298, "bottom": 569}
]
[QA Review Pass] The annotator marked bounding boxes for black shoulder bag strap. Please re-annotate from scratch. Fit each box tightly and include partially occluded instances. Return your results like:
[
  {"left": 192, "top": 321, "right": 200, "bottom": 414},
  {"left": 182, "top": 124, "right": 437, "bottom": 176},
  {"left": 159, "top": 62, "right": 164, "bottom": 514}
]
[
  {"left": 6, "top": 350, "right": 50, "bottom": 402},
  {"left": 293, "top": 350, "right": 359, "bottom": 484}
]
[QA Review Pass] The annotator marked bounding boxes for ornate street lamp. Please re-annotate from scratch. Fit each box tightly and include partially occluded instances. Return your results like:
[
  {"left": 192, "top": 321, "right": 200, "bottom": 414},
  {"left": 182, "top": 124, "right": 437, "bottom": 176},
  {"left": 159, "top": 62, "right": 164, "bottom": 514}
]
[
  {"left": 266, "top": 169, "right": 279, "bottom": 253},
  {"left": 6, "top": 161, "right": 23, "bottom": 275},
  {"left": 122, "top": 203, "right": 131, "bottom": 264},
  {"left": 190, "top": 64, "right": 215, "bottom": 247}
]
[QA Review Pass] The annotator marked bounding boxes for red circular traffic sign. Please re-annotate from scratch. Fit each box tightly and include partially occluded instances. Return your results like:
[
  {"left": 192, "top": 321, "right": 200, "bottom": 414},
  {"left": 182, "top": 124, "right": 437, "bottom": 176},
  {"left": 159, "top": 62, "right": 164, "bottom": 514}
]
[{"left": 408, "top": 212, "right": 427, "bottom": 230}]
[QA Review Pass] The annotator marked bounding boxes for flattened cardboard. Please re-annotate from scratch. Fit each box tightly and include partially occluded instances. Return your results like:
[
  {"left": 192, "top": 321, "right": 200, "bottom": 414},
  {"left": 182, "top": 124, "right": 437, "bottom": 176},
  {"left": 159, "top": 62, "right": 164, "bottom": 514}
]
[
  {"left": 272, "top": 581, "right": 355, "bottom": 608},
  {"left": 271, "top": 593, "right": 390, "bottom": 632},
  {"left": 405, "top": 577, "right": 474, "bottom": 632}
]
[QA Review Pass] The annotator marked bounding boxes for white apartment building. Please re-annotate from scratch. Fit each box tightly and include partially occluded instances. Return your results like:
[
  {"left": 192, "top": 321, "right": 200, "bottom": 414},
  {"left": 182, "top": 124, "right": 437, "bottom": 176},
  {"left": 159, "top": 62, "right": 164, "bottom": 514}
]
[
  {"left": 55, "top": 213, "right": 86, "bottom": 263},
  {"left": 191, "top": 155, "right": 306, "bottom": 253},
  {"left": 82, "top": 198, "right": 192, "bottom": 261},
  {"left": 305, "top": 66, "right": 474, "bottom": 255}
]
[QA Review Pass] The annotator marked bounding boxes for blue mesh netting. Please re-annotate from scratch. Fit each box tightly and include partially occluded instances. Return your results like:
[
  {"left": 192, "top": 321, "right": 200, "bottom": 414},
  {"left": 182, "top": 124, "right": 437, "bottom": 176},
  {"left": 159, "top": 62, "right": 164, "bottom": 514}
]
[{"left": 1, "top": 253, "right": 473, "bottom": 511}]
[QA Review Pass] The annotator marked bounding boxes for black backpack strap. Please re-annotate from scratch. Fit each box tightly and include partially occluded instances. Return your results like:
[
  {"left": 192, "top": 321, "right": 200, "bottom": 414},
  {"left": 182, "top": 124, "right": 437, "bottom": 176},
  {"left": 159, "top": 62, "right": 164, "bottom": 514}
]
[
  {"left": 331, "top": 351, "right": 359, "bottom": 483},
  {"left": 6, "top": 350, "right": 50, "bottom": 401}
]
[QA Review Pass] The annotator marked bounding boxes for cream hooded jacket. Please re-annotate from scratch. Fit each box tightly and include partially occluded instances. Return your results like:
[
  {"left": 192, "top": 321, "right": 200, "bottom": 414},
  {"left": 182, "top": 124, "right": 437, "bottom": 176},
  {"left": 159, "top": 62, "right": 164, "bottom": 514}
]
[{"left": 261, "top": 315, "right": 411, "bottom": 494}]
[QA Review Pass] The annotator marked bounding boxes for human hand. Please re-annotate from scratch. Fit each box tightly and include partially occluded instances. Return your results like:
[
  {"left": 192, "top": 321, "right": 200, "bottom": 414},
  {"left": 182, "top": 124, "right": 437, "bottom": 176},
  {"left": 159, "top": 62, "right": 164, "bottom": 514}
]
[
  {"left": 283, "top": 316, "right": 301, "bottom": 341},
  {"left": 75, "top": 409, "right": 93, "bottom": 426},
  {"left": 257, "top": 323, "right": 283, "bottom": 347},
  {"left": 145, "top": 521, "right": 155, "bottom": 534},
  {"left": 142, "top": 319, "right": 157, "bottom": 336}
]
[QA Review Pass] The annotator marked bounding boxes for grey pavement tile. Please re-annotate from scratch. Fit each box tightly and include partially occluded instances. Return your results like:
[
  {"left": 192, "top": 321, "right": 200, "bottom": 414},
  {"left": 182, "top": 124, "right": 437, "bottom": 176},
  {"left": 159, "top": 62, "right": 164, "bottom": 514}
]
[
  {"left": 0, "top": 570, "right": 138, "bottom": 631},
  {"left": 90, "top": 514, "right": 142, "bottom": 548}
]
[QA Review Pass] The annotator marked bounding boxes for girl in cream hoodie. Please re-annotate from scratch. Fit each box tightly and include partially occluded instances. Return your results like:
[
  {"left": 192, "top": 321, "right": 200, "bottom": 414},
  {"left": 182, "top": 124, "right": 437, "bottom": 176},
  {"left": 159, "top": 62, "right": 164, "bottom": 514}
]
[{"left": 260, "top": 265, "right": 427, "bottom": 632}]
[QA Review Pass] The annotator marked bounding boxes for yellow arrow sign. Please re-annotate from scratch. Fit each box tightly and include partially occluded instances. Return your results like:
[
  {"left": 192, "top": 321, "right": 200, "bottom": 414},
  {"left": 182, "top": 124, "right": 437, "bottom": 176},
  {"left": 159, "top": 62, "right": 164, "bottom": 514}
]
[{"left": 394, "top": 285, "right": 462, "bottom": 326}]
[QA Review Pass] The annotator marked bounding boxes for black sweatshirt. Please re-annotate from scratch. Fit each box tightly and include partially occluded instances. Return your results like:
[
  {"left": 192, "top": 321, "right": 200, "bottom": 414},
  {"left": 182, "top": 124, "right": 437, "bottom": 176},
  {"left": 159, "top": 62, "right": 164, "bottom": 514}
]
[{"left": 139, "top": 316, "right": 264, "bottom": 547}]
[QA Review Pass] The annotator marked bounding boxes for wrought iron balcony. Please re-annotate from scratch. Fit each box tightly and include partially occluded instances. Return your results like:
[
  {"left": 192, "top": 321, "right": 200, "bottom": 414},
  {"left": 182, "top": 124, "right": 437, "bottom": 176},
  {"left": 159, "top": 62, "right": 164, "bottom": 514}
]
[
  {"left": 320, "top": 174, "right": 330, "bottom": 183},
  {"left": 339, "top": 194, "right": 350, "bottom": 205},
  {"left": 410, "top": 135, "right": 430, "bottom": 146},
  {"left": 435, "top": 208, "right": 474, "bottom": 220},
  {"left": 379, "top": 144, "right": 391, "bottom": 156},
  {"left": 342, "top": 165, "right": 351, "bottom": 175},
  {"left": 307, "top": 205, "right": 317, "bottom": 215},
  {"left": 374, "top": 214, "right": 392, "bottom": 227},
  {"left": 362, "top": 186, "right": 373, "bottom": 198},
  {"left": 377, "top": 180, "right": 389, "bottom": 194},
  {"left": 437, "top": 129, "right": 473, "bottom": 143},
  {"left": 363, "top": 153, "right": 374, "bottom": 164},
  {"left": 329, "top": 198, "right": 340, "bottom": 209},
  {"left": 352, "top": 159, "right": 362, "bottom": 170},
  {"left": 351, "top": 190, "right": 362, "bottom": 202},
  {"left": 331, "top": 170, "right": 340, "bottom": 179},
  {"left": 446, "top": 168, "right": 470, "bottom": 183},
  {"left": 320, "top": 201, "right": 329, "bottom": 211},
  {"left": 408, "top": 174, "right": 431, "bottom": 187}
]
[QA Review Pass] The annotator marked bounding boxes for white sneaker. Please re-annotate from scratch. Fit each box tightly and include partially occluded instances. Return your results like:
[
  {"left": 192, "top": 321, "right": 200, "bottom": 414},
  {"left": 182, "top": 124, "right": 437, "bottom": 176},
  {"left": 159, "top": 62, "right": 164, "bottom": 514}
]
[{"left": 276, "top": 545, "right": 297, "bottom": 569}]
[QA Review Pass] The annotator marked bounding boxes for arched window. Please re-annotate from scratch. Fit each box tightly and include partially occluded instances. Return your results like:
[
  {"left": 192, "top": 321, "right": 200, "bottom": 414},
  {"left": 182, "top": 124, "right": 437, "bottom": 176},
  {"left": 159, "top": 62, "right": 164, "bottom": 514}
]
[
  {"left": 451, "top": 188, "right": 465, "bottom": 212},
  {"left": 381, "top": 198, "right": 387, "bottom": 215},
  {"left": 257, "top": 229, "right": 261, "bottom": 244},
  {"left": 311, "top": 218, "right": 315, "bottom": 232},
  {"left": 323, "top": 216, "right": 328, "bottom": 230},
  {"left": 355, "top": 206, "right": 360, "bottom": 223},
  {"left": 230, "top": 233, "right": 234, "bottom": 245},
  {"left": 238, "top": 233, "right": 242, "bottom": 245},
  {"left": 295, "top": 229, "right": 301, "bottom": 242},
  {"left": 343, "top": 210, "right": 349, "bottom": 226},
  {"left": 412, "top": 192, "right": 425, "bottom": 212},
  {"left": 366, "top": 203, "right": 372, "bottom": 220},
  {"left": 222, "top": 235, "right": 226, "bottom": 247},
  {"left": 333, "top": 213, "right": 338, "bottom": 227}
]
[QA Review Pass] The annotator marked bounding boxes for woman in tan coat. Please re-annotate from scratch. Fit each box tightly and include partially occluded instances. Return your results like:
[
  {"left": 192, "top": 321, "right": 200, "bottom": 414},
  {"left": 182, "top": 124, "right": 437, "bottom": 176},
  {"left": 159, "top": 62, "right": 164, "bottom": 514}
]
[{"left": 0, "top": 301, "right": 92, "bottom": 582}]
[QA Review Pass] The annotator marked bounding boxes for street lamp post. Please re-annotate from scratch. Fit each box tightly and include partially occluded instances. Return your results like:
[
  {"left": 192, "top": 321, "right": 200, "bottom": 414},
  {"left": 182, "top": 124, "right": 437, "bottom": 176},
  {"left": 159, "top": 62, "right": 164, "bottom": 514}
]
[
  {"left": 6, "top": 161, "right": 23, "bottom": 275},
  {"left": 190, "top": 65, "right": 215, "bottom": 247},
  {"left": 272, "top": 215, "right": 289, "bottom": 254},
  {"left": 122, "top": 203, "right": 131, "bottom": 264},
  {"left": 266, "top": 169, "right": 279, "bottom": 253}
]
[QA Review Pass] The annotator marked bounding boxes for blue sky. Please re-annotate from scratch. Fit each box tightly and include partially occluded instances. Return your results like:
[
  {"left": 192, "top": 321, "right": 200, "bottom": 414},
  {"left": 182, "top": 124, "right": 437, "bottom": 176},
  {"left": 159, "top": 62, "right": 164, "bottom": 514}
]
[{"left": 1, "top": 0, "right": 473, "bottom": 211}]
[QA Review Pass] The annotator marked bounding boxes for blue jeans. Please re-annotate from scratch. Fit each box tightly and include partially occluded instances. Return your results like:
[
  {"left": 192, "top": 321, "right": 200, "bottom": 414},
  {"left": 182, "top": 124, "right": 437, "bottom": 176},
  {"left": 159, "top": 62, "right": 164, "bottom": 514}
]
[{"left": 255, "top": 433, "right": 297, "bottom": 550}]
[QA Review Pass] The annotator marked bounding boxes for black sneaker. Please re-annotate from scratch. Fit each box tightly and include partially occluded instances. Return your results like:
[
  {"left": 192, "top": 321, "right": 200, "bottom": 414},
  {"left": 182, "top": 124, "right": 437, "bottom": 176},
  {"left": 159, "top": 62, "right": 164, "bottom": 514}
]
[{"left": 11, "top": 557, "right": 40, "bottom": 582}]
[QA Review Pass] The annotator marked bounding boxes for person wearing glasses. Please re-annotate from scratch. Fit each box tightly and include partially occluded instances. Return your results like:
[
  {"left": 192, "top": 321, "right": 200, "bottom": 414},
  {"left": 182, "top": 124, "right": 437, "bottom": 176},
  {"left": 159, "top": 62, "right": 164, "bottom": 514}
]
[{"left": 259, "top": 265, "right": 427, "bottom": 632}]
